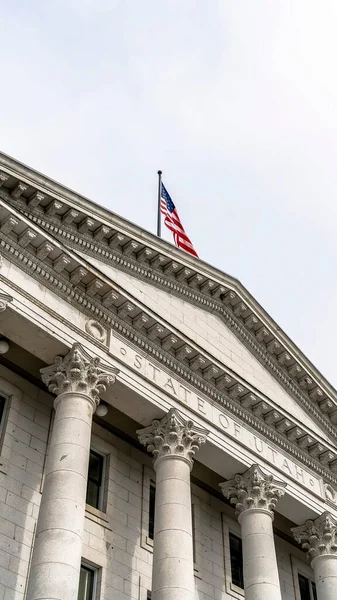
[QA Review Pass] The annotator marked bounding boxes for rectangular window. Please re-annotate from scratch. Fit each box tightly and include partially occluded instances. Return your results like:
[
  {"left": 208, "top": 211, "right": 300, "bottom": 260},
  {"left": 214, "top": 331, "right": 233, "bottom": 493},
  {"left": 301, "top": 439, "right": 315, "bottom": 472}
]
[
  {"left": 298, "top": 574, "right": 317, "bottom": 600},
  {"left": 78, "top": 565, "right": 95, "bottom": 600},
  {"left": 148, "top": 482, "right": 156, "bottom": 540},
  {"left": 86, "top": 450, "right": 104, "bottom": 510},
  {"left": 147, "top": 592, "right": 152, "bottom": 600},
  {"left": 0, "top": 395, "right": 6, "bottom": 430},
  {"left": 229, "top": 532, "right": 244, "bottom": 589}
]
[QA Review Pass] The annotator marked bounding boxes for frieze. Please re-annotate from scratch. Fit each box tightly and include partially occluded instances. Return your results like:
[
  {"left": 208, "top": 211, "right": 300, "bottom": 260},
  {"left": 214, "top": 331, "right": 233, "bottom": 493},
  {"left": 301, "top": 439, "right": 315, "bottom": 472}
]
[{"left": 110, "top": 333, "right": 323, "bottom": 497}]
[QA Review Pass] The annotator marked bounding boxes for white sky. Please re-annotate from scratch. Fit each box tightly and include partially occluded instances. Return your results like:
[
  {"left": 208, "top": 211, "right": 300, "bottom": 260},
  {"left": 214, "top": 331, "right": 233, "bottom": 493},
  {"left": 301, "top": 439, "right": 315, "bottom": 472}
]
[{"left": 1, "top": 1, "right": 337, "bottom": 385}]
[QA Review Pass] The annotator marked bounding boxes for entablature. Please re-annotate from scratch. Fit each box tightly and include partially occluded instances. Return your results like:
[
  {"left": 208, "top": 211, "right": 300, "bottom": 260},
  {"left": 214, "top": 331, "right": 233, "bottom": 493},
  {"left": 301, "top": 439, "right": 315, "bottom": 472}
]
[
  {"left": 1, "top": 197, "right": 337, "bottom": 489},
  {"left": 0, "top": 165, "right": 336, "bottom": 443}
]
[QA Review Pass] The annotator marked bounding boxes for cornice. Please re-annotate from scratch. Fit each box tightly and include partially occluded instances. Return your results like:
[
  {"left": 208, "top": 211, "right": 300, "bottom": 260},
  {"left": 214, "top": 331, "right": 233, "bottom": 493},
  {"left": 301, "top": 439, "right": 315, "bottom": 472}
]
[
  {"left": 0, "top": 162, "right": 336, "bottom": 433},
  {"left": 0, "top": 199, "right": 337, "bottom": 487},
  {"left": 10, "top": 199, "right": 337, "bottom": 438}
]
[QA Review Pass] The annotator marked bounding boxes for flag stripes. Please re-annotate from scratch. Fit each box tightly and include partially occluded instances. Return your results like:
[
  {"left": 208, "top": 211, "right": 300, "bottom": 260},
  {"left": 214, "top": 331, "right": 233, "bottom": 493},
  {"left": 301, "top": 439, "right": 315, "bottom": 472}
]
[{"left": 160, "top": 183, "right": 198, "bottom": 257}]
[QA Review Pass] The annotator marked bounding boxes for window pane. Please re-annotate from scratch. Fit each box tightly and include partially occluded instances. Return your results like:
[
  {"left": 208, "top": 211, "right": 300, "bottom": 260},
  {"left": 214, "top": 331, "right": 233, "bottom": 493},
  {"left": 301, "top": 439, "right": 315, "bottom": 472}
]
[
  {"left": 298, "top": 574, "right": 311, "bottom": 600},
  {"left": 311, "top": 581, "right": 317, "bottom": 600},
  {"left": 88, "top": 451, "right": 103, "bottom": 483},
  {"left": 86, "top": 480, "right": 100, "bottom": 509},
  {"left": 0, "top": 395, "right": 6, "bottom": 428},
  {"left": 86, "top": 450, "right": 104, "bottom": 509},
  {"left": 78, "top": 566, "right": 94, "bottom": 600},
  {"left": 148, "top": 483, "right": 156, "bottom": 540},
  {"left": 147, "top": 592, "right": 152, "bottom": 600},
  {"left": 229, "top": 532, "right": 244, "bottom": 589}
]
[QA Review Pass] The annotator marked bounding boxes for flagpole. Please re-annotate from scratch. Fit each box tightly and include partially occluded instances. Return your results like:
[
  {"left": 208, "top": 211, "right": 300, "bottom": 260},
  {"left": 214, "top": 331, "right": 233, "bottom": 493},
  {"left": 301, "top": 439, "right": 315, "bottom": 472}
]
[{"left": 157, "top": 170, "right": 162, "bottom": 237}]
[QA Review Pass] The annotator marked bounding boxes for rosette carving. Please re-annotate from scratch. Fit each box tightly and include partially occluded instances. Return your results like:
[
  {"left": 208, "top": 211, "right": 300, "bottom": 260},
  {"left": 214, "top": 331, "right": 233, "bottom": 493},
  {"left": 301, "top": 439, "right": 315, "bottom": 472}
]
[
  {"left": 40, "top": 342, "right": 119, "bottom": 405},
  {"left": 220, "top": 464, "right": 287, "bottom": 515},
  {"left": 137, "top": 408, "right": 209, "bottom": 467},
  {"left": 0, "top": 292, "right": 13, "bottom": 312},
  {"left": 291, "top": 512, "right": 337, "bottom": 560}
]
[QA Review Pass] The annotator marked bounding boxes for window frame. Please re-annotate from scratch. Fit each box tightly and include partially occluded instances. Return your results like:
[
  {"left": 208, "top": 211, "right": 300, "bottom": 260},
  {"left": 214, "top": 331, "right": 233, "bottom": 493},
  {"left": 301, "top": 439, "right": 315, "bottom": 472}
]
[
  {"left": 139, "top": 574, "right": 152, "bottom": 600},
  {"left": 297, "top": 572, "right": 317, "bottom": 600},
  {"left": 0, "top": 378, "right": 22, "bottom": 475},
  {"left": 141, "top": 465, "right": 156, "bottom": 552},
  {"left": 291, "top": 555, "right": 316, "bottom": 600},
  {"left": 84, "top": 434, "right": 114, "bottom": 527},
  {"left": 148, "top": 480, "right": 156, "bottom": 541},
  {"left": 78, "top": 561, "right": 99, "bottom": 600},
  {"left": 229, "top": 531, "right": 244, "bottom": 590},
  {"left": 86, "top": 448, "right": 106, "bottom": 512},
  {"left": 222, "top": 514, "right": 245, "bottom": 599}
]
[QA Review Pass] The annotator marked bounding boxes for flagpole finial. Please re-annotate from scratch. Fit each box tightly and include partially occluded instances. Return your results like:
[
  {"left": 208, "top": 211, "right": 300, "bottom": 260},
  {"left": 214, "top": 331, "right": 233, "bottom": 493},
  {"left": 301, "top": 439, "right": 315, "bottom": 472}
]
[{"left": 157, "top": 170, "right": 162, "bottom": 175}]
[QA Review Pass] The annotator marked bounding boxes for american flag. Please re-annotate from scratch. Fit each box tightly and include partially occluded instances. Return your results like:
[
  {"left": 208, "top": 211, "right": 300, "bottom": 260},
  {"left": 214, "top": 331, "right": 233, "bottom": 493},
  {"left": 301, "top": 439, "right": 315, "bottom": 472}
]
[{"left": 160, "top": 183, "right": 198, "bottom": 257}]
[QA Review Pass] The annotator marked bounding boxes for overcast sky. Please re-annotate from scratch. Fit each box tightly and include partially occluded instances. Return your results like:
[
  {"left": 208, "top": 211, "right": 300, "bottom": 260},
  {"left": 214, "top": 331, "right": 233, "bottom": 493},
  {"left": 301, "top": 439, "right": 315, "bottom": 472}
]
[{"left": 1, "top": 1, "right": 337, "bottom": 386}]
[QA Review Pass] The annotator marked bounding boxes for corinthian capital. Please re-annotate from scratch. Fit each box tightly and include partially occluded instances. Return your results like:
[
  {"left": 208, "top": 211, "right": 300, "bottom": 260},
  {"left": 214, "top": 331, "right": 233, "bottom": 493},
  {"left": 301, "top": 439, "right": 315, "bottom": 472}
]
[
  {"left": 137, "top": 408, "right": 209, "bottom": 468},
  {"left": 40, "top": 343, "right": 119, "bottom": 405},
  {"left": 291, "top": 512, "right": 337, "bottom": 560},
  {"left": 220, "top": 464, "right": 287, "bottom": 516}
]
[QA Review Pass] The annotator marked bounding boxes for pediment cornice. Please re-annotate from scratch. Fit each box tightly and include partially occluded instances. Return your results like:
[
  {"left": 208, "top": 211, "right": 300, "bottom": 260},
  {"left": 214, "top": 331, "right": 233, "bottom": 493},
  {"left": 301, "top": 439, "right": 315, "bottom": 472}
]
[
  {"left": 0, "top": 195, "right": 337, "bottom": 487},
  {"left": 0, "top": 168, "right": 336, "bottom": 431}
]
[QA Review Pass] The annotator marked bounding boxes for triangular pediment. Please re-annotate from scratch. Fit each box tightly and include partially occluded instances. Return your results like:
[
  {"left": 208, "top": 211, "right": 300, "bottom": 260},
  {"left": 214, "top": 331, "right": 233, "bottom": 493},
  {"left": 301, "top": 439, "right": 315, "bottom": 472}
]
[
  {"left": 0, "top": 152, "right": 337, "bottom": 485},
  {"left": 74, "top": 252, "right": 335, "bottom": 442}
]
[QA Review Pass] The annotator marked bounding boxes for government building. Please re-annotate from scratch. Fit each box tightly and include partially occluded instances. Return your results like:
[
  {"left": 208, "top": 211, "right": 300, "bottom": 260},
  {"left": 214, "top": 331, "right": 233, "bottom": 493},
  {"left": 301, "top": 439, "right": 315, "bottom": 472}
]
[{"left": 0, "top": 152, "right": 336, "bottom": 600}]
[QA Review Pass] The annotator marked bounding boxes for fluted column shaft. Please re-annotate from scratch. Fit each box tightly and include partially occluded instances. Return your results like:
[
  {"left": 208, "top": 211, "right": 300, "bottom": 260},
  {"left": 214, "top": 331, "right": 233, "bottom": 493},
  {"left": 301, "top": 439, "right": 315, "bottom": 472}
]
[
  {"left": 137, "top": 409, "right": 209, "bottom": 600},
  {"left": 292, "top": 512, "right": 337, "bottom": 600},
  {"left": 26, "top": 344, "right": 118, "bottom": 600},
  {"left": 221, "top": 464, "right": 286, "bottom": 600}
]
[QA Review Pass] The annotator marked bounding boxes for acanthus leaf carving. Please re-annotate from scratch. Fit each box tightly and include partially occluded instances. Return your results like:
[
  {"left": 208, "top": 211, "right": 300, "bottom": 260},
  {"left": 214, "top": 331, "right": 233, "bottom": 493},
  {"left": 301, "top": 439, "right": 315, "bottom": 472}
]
[
  {"left": 40, "top": 342, "right": 119, "bottom": 405},
  {"left": 220, "top": 464, "right": 287, "bottom": 516},
  {"left": 291, "top": 512, "right": 337, "bottom": 560},
  {"left": 137, "top": 408, "right": 209, "bottom": 468}
]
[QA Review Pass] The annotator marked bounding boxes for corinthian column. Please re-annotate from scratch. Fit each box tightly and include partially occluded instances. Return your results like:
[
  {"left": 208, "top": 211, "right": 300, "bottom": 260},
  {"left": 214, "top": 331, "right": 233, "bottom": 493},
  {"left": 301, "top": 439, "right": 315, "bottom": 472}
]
[
  {"left": 292, "top": 512, "right": 337, "bottom": 600},
  {"left": 137, "top": 409, "right": 209, "bottom": 600},
  {"left": 26, "top": 343, "right": 118, "bottom": 600},
  {"left": 220, "top": 464, "right": 286, "bottom": 600}
]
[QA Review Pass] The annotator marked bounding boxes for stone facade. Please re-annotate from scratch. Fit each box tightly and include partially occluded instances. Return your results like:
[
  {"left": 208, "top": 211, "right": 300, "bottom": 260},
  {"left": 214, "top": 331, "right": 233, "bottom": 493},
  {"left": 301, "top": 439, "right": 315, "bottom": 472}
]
[{"left": 0, "top": 152, "right": 336, "bottom": 599}]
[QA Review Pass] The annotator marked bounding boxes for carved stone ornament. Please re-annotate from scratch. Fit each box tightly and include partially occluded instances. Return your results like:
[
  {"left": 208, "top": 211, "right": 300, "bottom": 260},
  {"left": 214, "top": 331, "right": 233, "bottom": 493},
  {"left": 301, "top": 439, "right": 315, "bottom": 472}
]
[
  {"left": 85, "top": 319, "right": 108, "bottom": 344},
  {"left": 291, "top": 512, "right": 337, "bottom": 560},
  {"left": 40, "top": 342, "right": 119, "bottom": 405},
  {"left": 0, "top": 291, "right": 13, "bottom": 312},
  {"left": 220, "top": 463, "right": 287, "bottom": 516},
  {"left": 136, "top": 408, "right": 209, "bottom": 467},
  {"left": 324, "top": 483, "right": 337, "bottom": 505}
]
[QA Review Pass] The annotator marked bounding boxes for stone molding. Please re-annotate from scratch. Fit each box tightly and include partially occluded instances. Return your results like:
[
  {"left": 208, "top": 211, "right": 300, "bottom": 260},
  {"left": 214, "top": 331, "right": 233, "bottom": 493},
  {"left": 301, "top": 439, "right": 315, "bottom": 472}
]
[
  {"left": 0, "top": 291, "right": 13, "bottom": 312},
  {"left": 136, "top": 408, "right": 209, "bottom": 467},
  {"left": 16, "top": 200, "right": 337, "bottom": 433},
  {"left": 2, "top": 185, "right": 337, "bottom": 437},
  {"left": 40, "top": 342, "right": 119, "bottom": 405},
  {"left": 220, "top": 463, "right": 287, "bottom": 516},
  {"left": 1, "top": 200, "right": 337, "bottom": 484},
  {"left": 291, "top": 512, "right": 337, "bottom": 560}
]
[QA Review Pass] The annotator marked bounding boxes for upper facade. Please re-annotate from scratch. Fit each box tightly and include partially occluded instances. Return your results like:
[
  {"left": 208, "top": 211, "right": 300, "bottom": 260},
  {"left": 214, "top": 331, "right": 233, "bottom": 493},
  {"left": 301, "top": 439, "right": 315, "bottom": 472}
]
[{"left": 0, "top": 150, "right": 337, "bottom": 521}]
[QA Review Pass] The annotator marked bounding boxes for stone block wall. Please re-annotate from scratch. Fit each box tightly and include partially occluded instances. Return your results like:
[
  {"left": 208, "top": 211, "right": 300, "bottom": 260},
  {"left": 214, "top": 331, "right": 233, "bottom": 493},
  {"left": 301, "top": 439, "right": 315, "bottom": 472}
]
[
  {"left": 0, "top": 365, "right": 313, "bottom": 600},
  {"left": 0, "top": 365, "right": 53, "bottom": 600}
]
